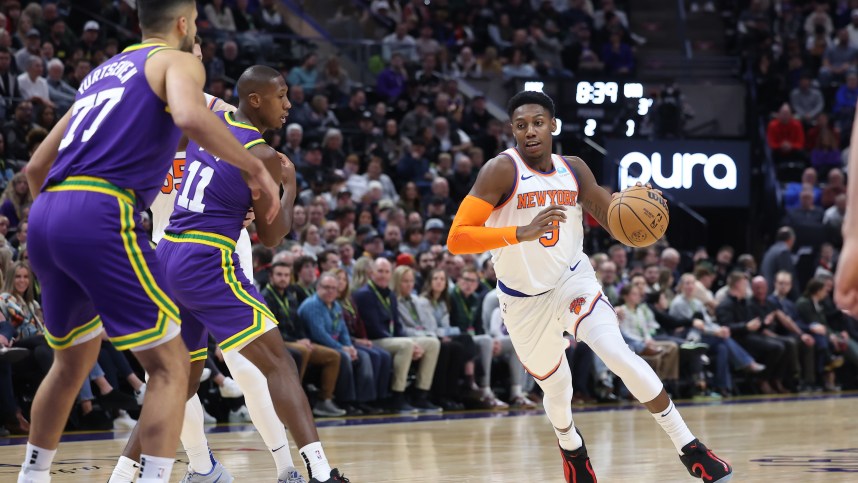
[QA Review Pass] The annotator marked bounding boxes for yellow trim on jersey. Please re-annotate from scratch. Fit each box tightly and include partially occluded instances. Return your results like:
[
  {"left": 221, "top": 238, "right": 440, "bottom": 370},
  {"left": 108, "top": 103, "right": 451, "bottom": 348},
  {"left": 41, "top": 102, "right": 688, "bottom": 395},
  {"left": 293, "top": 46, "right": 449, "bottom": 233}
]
[
  {"left": 225, "top": 112, "right": 260, "bottom": 132},
  {"left": 189, "top": 348, "right": 209, "bottom": 362},
  {"left": 43, "top": 315, "right": 103, "bottom": 350},
  {"left": 122, "top": 42, "right": 168, "bottom": 53},
  {"left": 110, "top": 311, "right": 173, "bottom": 351},
  {"left": 220, "top": 310, "right": 267, "bottom": 352},
  {"left": 244, "top": 139, "right": 266, "bottom": 149},
  {"left": 163, "top": 230, "right": 236, "bottom": 252},
  {"left": 219, "top": 248, "right": 276, "bottom": 352},
  {"left": 219, "top": 248, "right": 276, "bottom": 320},
  {"left": 146, "top": 47, "right": 171, "bottom": 58},
  {"left": 118, "top": 200, "right": 181, "bottom": 322},
  {"left": 46, "top": 176, "right": 136, "bottom": 207},
  {"left": 159, "top": 229, "right": 274, "bottom": 351}
]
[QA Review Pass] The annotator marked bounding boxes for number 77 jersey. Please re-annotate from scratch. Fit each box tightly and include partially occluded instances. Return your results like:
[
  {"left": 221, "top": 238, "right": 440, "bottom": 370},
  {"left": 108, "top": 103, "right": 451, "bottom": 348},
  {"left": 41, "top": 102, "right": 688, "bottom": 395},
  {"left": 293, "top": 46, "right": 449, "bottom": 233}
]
[
  {"left": 165, "top": 111, "right": 264, "bottom": 243},
  {"left": 45, "top": 43, "right": 183, "bottom": 210}
]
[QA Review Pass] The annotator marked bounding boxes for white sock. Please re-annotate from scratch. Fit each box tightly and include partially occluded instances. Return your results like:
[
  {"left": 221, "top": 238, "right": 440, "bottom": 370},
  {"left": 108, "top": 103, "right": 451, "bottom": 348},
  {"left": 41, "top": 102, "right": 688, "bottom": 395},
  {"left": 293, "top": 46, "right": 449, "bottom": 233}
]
[
  {"left": 223, "top": 349, "right": 294, "bottom": 475},
  {"left": 108, "top": 456, "right": 140, "bottom": 483},
  {"left": 21, "top": 443, "right": 56, "bottom": 472},
  {"left": 652, "top": 400, "right": 695, "bottom": 453},
  {"left": 556, "top": 424, "right": 584, "bottom": 452},
  {"left": 299, "top": 442, "right": 332, "bottom": 481},
  {"left": 180, "top": 394, "right": 214, "bottom": 474},
  {"left": 511, "top": 384, "right": 523, "bottom": 399},
  {"left": 17, "top": 469, "right": 50, "bottom": 483},
  {"left": 139, "top": 454, "right": 174, "bottom": 482}
]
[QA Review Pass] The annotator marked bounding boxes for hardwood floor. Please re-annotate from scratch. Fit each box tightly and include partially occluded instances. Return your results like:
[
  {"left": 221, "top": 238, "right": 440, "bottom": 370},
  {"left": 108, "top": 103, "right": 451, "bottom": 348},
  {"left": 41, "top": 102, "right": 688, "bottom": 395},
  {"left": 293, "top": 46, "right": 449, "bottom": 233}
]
[{"left": 1, "top": 393, "right": 856, "bottom": 482}]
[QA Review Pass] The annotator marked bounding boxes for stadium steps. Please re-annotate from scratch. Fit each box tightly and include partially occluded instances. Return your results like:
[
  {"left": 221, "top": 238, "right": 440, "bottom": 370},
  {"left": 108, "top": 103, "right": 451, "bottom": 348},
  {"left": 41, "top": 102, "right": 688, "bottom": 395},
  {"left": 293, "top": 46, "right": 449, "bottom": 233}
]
[{"left": 629, "top": 0, "right": 736, "bottom": 81}]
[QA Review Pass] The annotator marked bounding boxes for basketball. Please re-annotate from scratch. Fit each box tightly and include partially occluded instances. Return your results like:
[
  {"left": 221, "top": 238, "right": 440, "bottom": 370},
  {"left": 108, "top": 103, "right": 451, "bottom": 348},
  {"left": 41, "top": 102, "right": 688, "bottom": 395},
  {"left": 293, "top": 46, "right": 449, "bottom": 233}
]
[{"left": 607, "top": 185, "right": 670, "bottom": 248}]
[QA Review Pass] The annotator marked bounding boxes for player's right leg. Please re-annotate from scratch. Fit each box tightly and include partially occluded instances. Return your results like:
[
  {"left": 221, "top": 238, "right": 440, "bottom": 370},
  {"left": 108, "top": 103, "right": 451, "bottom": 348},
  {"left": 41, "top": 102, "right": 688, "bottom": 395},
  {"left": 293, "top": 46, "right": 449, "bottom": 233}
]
[
  {"left": 497, "top": 290, "right": 596, "bottom": 483},
  {"left": 18, "top": 336, "right": 103, "bottom": 483},
  {"left": 222, "top": 349, "right": 306, "bottom": 482},
  {"left": 238, "top": 329, "right": 348, "bottom": 482}
]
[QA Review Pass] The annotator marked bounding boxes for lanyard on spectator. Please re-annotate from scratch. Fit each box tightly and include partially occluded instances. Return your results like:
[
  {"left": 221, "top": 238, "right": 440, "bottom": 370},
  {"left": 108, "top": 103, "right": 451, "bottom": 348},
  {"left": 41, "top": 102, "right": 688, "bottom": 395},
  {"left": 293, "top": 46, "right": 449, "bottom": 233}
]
[
  {"left": 368, "top": 281, "right": 394, "bottom": 334},
  {"left": 267, "top": 284, "right": 290, "bottom": 316},
  {"left": 454, "top": 287, "right": 474, "bottom": 334},
  {"left": 454, "top": 287, "right": 472, "bottom": 321},
  {"left": 300, "top": 284, "right": 315, "bottom": 298},
  {"left": 401, "top": 295, "right": 422, "bottom": 330},
  {"left": 327, "top": 302, "right": 340, "bottom": 332},
  {"left": 341, "top": 297, "right": 356, "bottom": 318}
]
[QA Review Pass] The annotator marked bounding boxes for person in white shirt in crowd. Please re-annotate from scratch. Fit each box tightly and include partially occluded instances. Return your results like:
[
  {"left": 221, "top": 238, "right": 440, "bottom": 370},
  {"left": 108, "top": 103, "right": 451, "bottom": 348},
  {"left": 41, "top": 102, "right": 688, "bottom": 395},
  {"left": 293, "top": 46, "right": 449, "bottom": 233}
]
[{"left": 16, "top": 58, "right": 52, "bottom": 108}]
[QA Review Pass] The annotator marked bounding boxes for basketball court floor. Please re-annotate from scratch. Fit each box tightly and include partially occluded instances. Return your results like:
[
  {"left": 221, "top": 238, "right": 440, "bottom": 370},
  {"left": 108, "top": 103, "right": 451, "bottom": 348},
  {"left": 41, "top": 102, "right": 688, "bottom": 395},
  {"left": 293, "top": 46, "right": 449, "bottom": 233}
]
[{"left": 1, "top": 392, "right": 856, "bottom": 482}]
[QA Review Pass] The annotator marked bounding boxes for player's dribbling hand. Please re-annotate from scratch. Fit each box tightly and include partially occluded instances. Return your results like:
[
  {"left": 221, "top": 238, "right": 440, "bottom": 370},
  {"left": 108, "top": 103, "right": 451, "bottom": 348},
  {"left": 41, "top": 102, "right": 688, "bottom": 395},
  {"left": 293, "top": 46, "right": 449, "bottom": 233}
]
[
  {"left": 247, "top": 162, "right": 280, "bottom": 223},
  {"left": 835, "top": 239, "right": 858, "bottom": 313},
  {"left": 633, "top": 181, "right": 666, "bottom": 201},
  {"left": 517, "top": 204, "right": 567, "bottom": 242}
]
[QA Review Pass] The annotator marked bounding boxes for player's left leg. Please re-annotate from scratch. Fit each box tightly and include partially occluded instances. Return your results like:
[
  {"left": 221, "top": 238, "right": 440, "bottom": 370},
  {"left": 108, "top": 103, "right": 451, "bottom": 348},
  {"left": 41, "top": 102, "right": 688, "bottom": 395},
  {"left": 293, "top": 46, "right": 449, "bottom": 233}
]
[
  {"left": 498, "top": 289, "right": 596, "bottom": 483},
  {"left": 222, "top": 349, "right": 306, "bottom": 482},
  {"left": 575, "top": 299, "right": 732, "bottom": 482},
  {"left": 237, "top": 329, "right": 347, "bottom": 483}
]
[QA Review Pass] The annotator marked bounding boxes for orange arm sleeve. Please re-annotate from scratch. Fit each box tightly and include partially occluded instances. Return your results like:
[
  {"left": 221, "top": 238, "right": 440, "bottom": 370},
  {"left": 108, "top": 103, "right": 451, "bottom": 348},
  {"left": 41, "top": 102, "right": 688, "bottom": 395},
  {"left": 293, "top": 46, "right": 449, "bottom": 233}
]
[{"left": 447, "top": 195, "right": 519, "bottom": 255}]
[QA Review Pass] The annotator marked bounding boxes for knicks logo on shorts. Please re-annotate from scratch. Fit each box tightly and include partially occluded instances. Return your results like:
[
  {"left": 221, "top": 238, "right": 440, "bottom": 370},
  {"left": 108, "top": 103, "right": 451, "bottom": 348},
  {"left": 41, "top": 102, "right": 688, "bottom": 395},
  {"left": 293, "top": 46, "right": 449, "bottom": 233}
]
[{"left": 569, "top": 297, "right": 586, "bottom": 315}]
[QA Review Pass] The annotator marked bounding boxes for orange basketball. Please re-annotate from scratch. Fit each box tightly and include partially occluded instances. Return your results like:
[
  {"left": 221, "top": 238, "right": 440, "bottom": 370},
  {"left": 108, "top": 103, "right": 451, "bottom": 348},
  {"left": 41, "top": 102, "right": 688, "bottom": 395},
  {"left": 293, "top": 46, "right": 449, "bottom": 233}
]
[{"left": 607, "top": 186, "right": 670, "bottom": 248}]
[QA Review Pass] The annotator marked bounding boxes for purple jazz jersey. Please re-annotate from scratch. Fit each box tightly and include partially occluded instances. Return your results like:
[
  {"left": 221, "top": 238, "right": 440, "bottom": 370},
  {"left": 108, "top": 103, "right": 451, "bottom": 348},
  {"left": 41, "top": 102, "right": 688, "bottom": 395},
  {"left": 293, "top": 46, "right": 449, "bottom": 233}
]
[
  {"left": 166, "top": 111, "right": 265, "bottom": 241},
  {"left": 157, "top": 231, "right": 276, "bottom": 355},
  {"left": 158, "top": 112, "right": 275, "bottom": 355},
  {"left": 45, "top": 43, "right": 182, "bottom": 210},
  {"left": 29, "top": 43, "right": 183, "bottom": 351}
]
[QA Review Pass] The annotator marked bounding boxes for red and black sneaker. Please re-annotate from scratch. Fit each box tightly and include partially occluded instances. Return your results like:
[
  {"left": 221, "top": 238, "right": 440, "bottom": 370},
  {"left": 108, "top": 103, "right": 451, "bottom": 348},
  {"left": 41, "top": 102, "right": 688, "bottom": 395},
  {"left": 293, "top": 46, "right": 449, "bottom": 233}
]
[
  {"left": 559, "top": 429, "right": 597, "bottom": 483},
  {"left": 679, "top": 439, "right": 732, "bottom": 482}
]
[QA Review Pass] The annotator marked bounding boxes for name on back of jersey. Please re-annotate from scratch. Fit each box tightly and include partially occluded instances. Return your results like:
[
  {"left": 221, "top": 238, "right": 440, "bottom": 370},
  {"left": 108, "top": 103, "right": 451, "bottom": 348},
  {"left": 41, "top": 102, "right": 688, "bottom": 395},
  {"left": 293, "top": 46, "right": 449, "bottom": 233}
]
[{"left": 517, "top": 189, "right": 578, "bottom": 209}]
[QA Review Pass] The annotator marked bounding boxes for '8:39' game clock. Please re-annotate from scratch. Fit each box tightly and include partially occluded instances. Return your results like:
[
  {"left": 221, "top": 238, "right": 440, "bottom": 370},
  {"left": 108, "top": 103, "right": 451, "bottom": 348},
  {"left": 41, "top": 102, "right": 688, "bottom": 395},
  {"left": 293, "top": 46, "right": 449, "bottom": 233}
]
[
  {"left": 573, "top": 81, "right": 653, "bottom": 138},
  {"left": 518, "top": 79, "right": 654, "bottom": 140}
]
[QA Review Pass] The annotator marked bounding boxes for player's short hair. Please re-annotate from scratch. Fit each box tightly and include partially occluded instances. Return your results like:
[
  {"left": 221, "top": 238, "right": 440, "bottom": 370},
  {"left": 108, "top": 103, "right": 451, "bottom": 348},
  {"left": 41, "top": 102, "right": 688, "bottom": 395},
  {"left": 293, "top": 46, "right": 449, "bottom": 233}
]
[
  {"left": 507, "top": 90, "right": 556, "bottom": 119},
  {"left": 237, "top": 65, "right": 283, "bottom": 99},
  {"left": 138, "top": 0, "right": 195, "bottom": 33}
]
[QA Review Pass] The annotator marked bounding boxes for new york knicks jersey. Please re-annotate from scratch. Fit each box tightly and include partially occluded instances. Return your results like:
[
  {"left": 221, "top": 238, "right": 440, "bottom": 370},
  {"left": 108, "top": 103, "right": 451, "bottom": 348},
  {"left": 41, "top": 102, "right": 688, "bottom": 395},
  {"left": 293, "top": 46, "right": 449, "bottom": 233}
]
[
  {"left": 165, "top": 111, "right": 266, "bottom": 242},
  {"left": 45, "top": 43, "right": 182, "bottom": 210},
  {"left": 150, "top": 94, "right": 219, "bottom": 243},
  {"left": 486, "top": 147, "right": 583, "bottom": 295}
]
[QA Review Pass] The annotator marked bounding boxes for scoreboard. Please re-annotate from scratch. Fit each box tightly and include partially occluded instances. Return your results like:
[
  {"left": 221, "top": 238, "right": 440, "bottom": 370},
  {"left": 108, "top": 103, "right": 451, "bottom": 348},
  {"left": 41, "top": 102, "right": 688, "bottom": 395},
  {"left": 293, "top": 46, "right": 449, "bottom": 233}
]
[{"left": 515, "top": 79, "right": 654, "bottom": 139}]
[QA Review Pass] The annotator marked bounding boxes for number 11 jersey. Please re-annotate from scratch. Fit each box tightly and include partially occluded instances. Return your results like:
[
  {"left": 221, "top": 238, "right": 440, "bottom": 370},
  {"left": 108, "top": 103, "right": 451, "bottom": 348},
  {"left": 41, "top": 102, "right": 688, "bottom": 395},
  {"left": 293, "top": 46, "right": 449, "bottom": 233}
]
[
  {"left": 165, "top": 111, "right": 265, "bottom": 242},
  {"left": 44, "top": 43, "right": 182, "bottom": 210}
]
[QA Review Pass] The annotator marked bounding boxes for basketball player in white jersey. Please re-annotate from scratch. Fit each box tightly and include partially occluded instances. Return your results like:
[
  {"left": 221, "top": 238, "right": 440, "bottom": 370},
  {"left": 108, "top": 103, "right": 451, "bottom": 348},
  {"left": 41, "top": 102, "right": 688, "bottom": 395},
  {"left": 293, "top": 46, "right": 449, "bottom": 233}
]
[
  {"left": 448, "top": 91, "right": 732, "bottom": 483},
  {"left": 108, "top": 39, "right": 306, "bottom": 483}
]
